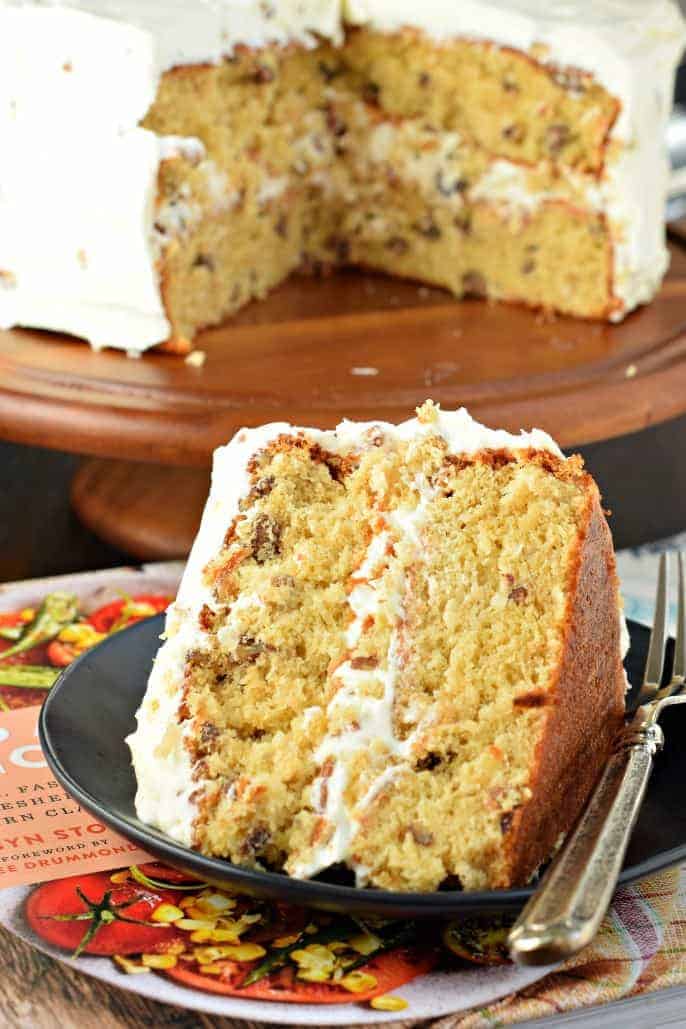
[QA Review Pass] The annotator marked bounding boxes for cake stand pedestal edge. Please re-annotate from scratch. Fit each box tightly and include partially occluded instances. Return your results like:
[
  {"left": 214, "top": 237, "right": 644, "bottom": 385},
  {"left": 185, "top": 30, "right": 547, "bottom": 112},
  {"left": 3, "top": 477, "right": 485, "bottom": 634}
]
[{"left": 70, "top": 460, "right": 209, "bottom": 561}]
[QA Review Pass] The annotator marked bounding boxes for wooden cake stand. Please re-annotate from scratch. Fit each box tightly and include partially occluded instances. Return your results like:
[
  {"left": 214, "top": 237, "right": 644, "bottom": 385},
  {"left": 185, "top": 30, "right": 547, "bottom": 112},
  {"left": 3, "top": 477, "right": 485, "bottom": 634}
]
[{"left": 2, "top": 238, "right": 686, "bottom": 559}]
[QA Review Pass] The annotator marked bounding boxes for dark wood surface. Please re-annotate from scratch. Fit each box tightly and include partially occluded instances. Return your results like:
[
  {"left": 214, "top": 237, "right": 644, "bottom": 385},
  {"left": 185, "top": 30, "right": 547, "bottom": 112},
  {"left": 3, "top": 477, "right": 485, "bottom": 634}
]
[
  {"left": 0, "top": 441, "right": 129, "bottom": 584},
  {"left": 2, "top": 243, "right": 686, "bottom": 467},
  {"left": 70, "top": 459, "right": 209, "bottom": 562}
]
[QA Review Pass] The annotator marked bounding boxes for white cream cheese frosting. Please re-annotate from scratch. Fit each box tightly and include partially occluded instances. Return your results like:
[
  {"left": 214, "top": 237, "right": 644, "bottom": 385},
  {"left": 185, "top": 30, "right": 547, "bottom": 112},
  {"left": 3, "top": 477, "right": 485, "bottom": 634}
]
[
  {"left": 0, "top": 0, "right": 342, "bottom": 350},
  {"left": 287, "top": 474, "right": 441, "bottom": 884},
  {"left": 127, "top": 406, "right": 573, "bottom": 859},
  {"left": 0, "top": 0, "right": 683, "bottom": 350}
]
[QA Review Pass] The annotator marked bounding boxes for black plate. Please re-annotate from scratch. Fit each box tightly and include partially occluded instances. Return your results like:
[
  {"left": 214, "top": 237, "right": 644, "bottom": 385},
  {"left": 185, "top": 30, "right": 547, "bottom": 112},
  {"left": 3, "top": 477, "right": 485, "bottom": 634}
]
[{"left": 39, "top": 615, "right": 686, "bottom": 920}]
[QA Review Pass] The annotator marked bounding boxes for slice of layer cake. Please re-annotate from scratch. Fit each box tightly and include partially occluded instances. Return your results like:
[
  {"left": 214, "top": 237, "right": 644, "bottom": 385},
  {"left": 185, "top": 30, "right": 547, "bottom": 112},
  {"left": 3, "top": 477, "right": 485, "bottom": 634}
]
[
  {"left": 1, "top": 2, "right": 684, "bottom": 352},
  {"left": 128, "top": 402, "right": 626, "bottom": 892}
]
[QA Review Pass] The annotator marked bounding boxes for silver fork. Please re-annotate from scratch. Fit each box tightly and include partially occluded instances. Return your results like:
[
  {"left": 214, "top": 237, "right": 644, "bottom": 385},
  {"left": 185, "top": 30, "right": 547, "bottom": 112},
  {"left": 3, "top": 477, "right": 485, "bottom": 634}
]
[{"left": 508, "top": 551, "right": 686, "bottom": 966}]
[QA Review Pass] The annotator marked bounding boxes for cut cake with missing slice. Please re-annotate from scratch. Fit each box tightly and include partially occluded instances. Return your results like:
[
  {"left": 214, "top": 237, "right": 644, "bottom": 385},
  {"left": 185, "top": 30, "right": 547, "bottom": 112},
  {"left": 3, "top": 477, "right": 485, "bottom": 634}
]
[
  {"left": 1, "top": 2, "right": 685, "bottom": 352},
  {"left": 127, "top": 402, "right": 626, "bottom": 892}
]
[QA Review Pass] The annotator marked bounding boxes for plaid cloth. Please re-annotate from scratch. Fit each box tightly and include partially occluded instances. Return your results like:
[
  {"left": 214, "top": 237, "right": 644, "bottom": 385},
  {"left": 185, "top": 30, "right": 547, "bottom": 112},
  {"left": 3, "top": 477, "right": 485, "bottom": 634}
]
[{"left": 435, "top": 866, "right": 685, "bottom": 1026}]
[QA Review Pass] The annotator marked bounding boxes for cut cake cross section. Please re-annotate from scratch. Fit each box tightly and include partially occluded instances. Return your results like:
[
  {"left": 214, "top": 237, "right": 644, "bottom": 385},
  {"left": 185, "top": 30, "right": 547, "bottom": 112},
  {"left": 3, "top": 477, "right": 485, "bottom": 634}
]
[{"left": 127, "top": 401, "right": 626, "bottom": 891}]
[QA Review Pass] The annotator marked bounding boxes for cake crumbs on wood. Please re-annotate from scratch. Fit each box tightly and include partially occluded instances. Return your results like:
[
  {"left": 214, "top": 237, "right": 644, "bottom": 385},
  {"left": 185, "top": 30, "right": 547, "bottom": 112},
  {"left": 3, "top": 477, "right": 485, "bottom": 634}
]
[{"left": 185, "top": 350, "right": 207, "bottom": 368}]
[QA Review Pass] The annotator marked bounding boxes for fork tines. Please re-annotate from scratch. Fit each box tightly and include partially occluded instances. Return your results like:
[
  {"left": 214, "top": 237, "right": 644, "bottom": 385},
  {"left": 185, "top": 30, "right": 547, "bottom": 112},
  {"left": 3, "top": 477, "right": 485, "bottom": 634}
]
[{"left": 637, "top": 551, "right": 686, "bottom": 707}]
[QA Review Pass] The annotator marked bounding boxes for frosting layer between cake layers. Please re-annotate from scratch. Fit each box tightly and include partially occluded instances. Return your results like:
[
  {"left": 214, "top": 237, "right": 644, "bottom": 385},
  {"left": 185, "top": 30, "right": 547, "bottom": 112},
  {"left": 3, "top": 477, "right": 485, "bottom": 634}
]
[{"left": 0, "top": 0, "right": 684, "bottom": 350}]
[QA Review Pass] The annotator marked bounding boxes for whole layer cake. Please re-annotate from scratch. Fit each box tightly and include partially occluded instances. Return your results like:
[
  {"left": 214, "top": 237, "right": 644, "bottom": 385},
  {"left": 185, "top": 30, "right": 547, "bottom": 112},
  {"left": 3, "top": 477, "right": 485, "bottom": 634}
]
[
  {"left": 0, "top": 1, "right": 684, "bottom": 353},
  {"left": 128, "top": 402, "right": 626, "bottom": 892}
]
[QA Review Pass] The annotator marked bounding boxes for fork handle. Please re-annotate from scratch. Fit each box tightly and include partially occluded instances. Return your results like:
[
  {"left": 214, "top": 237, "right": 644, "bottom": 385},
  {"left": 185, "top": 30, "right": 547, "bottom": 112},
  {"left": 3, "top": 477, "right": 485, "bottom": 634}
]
[{"left": 508, "top": 718, "right": 664, "bottom": 966}]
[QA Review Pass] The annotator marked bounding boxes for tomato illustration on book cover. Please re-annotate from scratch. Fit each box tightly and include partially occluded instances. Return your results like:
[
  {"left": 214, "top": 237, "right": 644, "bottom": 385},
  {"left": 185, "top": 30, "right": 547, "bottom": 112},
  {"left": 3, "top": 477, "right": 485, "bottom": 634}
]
[{"left": 23, "top": 861, "right": 485, "bottom": 1011}]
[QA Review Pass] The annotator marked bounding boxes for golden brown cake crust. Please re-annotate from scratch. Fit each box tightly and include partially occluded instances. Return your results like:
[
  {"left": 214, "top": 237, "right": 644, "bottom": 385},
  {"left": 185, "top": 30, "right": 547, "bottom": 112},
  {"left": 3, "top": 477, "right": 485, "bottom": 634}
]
[{"left": 502, "top": 491, "right": 625, "bottom": 885}]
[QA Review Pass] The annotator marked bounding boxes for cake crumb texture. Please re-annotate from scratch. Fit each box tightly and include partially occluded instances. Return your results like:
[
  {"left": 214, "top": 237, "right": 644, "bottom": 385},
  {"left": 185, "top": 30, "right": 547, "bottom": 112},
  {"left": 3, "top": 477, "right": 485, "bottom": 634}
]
[
  {"left": 130, "top": 404, "right": 625, "bottom": 892},
  {"left": 145, "top": 33, "right": 621, "bottom": 345}
]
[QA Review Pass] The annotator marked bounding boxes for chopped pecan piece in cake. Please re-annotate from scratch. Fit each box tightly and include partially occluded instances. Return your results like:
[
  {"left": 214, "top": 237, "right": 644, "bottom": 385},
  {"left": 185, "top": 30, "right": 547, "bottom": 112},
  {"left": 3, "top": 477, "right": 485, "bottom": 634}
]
[
  {"left": 200, "top": 721, "right": 220, "bottom": 746},
  {"left": 251, "top": 514, "right": 282, "bottom": 563},
  {"left": 500, "top": 810, "right": 514, "bottom": 834},
  {"left": 386, "top": 236, "right": 409, "bottom": 255},
  {"left": 414, "top": 751, "right": 443, "bottom": 772},
  {"left": 198, "top": 604, "right": 216, "bottom": 631},
  {"left": 252, "top": 62, "right": 275, "bottom": 84},
  {"left": 435, "top": 171, "right": 468, "bottom": 197},
  {"left": 462, "top": 271, "right": 487, "bottom": 298},
  {"left": 508, "top": 585, "right": 528, "bottom": 605},
  {"left": 242, "top": 825, "right": 271, "bottom": 859},
  {"left": 514, "top": 690, "right": 547, "bottom": 708},
  {"left": 545, "top": 123, "right": 572, "bottom": 155},
  {"left": 236, "top": 635, "right": 271, "bottom": 662},
  {"left": 409, "top": 824, "right": 435, "bottom": 846},
  {"left": 413, "top": 216, "right": 442, "bottom": 240},
  {"left": 349, "top": 655, "right": 379, "bottom": 670},
  {"left": 271, "top": 573, "right": 296, "bottom": 588}
]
